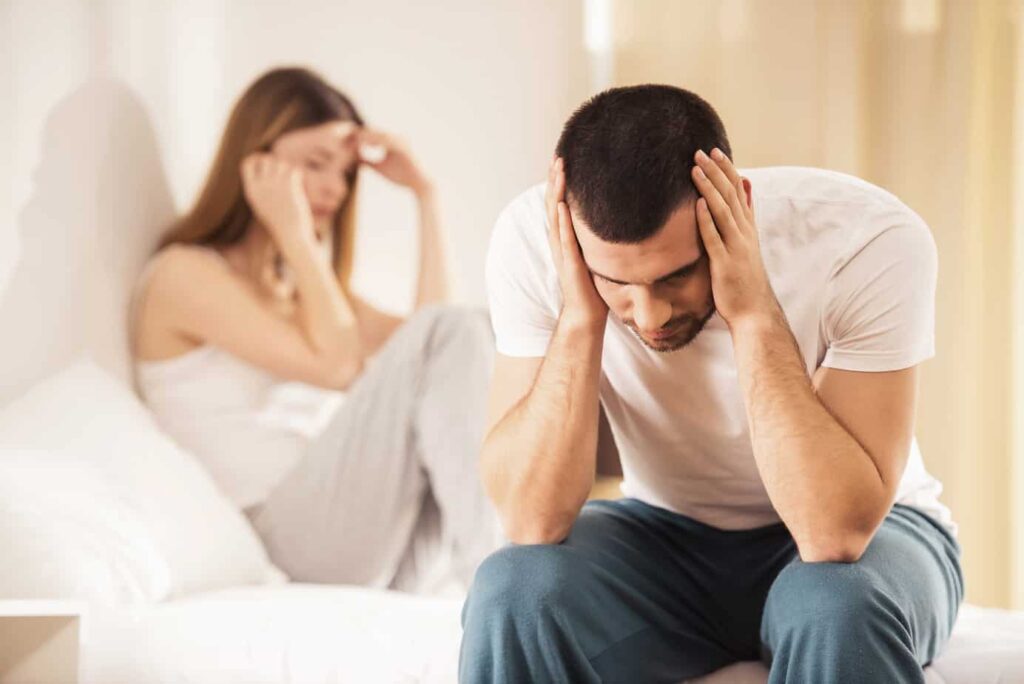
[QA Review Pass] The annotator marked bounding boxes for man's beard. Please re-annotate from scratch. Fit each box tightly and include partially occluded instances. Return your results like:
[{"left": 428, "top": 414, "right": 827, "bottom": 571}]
[{"left": 621, "top": 302, "right": 717, "bottom": 353}]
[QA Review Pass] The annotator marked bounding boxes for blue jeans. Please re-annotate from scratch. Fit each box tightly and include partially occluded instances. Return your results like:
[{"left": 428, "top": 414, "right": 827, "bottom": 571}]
[{"left": 459, "top": 499, "right": 963, "bottom": 683}]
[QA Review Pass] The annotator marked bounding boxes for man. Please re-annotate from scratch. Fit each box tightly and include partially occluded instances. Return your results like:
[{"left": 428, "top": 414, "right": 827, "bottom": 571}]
[{"left": 460, "top": 85, "right": 963, "bottom": 684}]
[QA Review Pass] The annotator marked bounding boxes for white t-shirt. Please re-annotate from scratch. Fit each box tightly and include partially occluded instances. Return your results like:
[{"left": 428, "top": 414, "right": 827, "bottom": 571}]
[{"left": 486, "top": 166, "right": 955, "bottom": 535}]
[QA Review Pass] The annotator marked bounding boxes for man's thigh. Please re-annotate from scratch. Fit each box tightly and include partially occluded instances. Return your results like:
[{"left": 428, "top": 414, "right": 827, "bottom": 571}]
[
  {"left": 462, "top": 498, "right": 795, "bottom": 682},
  {"left": 761, "top": 504, "right": 964, "bottom": 674}
]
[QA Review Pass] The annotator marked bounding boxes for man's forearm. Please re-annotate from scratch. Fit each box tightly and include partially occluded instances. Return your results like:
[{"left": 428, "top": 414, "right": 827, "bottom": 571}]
[
  {"left": 731, "top": 307, "right": 888, "bottom": 562},
  {"left": 482, "top": 317, "right": 604, "bottom": 544}
]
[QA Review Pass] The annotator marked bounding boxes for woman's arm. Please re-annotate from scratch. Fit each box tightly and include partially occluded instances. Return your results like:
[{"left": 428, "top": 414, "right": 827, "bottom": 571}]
[
  {"left": 141, "top": 243, "right": 362, "bottom": 391},
  {"left": 243, "top": 153, "right": 365, "bottom": 382},
  {"left": 357, "top": 128, "right": 454, "bottom": 310},
  {"left": 340, "top": 186, "right": 451, "bottom": 358},
  {"left": 135, "top": 153, "right": 366, "bottom": 390},
  {"left": 348, "top": 294, "right": 404, "bottom": 357},
  {"left": 411, "top": 186, "right": 453, "bottom": 308},
  {"left": 277, "top": 229, "right": 364, "bottom": 381}
]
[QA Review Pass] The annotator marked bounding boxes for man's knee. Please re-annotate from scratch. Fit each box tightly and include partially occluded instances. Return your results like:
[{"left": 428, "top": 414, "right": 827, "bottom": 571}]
[
  {"left": 763, "top": 560, "right": 905, "bottom": 642},
  {"left": 462, "top": 543, "right": 586, "bottom": 628}
]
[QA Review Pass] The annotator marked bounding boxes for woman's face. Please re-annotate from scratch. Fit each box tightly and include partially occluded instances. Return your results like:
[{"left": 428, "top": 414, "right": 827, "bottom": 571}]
[{"left": 270, "top": 120, "right": 359, "bottom": 229}]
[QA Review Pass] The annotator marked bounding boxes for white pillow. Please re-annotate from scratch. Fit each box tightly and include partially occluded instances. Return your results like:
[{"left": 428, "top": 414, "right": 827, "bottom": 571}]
[
  {"left": 0, "top": 357, "right": 278, "bottom": 599},
  {"left": 0, "top": 449, "right": 171, "bottom": 605}
]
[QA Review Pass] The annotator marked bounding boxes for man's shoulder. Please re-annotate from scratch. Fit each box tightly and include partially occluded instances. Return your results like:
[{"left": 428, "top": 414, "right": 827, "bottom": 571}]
[
  {"left": 745, "top": 166, "right": 915, "bottom": 214},
  {"left": 487, "top": 181, "right": 557, "bottom": 280},
  {"left": 495, "top": 181, "right": 547, "bottom": 233},
  {"left": 748, "top": 166, "right": 931, "bottom": 255},
  {"left": 489, "top": 181, "right": 551, "bottom": 264}
]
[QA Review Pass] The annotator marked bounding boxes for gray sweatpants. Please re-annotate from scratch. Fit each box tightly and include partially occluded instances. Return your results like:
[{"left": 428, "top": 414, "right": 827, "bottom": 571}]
[{"left": 251, "top": 306, "right": 505, "bottom": 595}]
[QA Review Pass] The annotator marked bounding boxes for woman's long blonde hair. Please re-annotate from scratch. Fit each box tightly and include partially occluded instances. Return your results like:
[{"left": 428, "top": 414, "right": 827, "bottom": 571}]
[{"left": 158, "top": 67, "right": 364, "bottom": 290}]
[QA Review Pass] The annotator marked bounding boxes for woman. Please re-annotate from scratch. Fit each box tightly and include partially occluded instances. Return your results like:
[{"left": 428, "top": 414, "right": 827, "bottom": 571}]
[{"left": 130, "top": 67, "right": 502, "bottom": 595}]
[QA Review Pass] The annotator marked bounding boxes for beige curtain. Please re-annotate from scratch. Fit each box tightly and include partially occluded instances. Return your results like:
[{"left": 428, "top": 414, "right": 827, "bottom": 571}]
[{"left": 594, "top": 0, "right": 1023, "bottom": 609}]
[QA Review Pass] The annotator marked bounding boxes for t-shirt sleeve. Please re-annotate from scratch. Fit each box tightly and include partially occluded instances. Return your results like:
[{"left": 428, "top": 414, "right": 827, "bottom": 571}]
[
  {"left": 820, "top": 216, "right": 937, "bottom": 372},
  {"left": 485, "top": 186, "right": 561, "bottom": 358}
]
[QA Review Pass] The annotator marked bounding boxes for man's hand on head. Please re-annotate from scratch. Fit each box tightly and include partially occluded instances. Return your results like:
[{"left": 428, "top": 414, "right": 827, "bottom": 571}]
[
  {"left": 691, "top": 149, "right": 781, "bottom": 334},
  {"left": 545, "top": 157, "right": 610, "bottom": 333}
]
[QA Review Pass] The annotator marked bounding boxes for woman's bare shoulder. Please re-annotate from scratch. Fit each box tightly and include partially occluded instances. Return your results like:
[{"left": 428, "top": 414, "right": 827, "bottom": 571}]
[
  {"left": 134, "top": 244, "right": 234, "bottom": 359},
  {"left": 144, "top": 244, "right": 237, "bottom": 299}
]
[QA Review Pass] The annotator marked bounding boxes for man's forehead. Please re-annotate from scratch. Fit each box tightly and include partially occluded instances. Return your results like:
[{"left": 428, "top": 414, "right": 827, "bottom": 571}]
[{"left": 572, "top": 201, "right": 702, "bottom": 284}]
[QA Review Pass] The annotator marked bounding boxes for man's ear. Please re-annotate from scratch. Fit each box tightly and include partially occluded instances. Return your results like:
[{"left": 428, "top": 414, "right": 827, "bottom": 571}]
[{"left": 741, "top": 177, "right": 753, "bottom": 213}]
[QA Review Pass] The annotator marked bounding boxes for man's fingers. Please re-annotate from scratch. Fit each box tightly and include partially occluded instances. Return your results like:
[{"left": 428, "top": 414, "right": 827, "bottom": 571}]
[
  {"left": 692, "top": 161, "right": 742, "bottom": 243},
  {"left": 710, "top": 148, "right": 742, "bottom": 187},
  {"left": 557, "top": 201, "right": 584, "bottom": 271},
  {"left": 544, "top": 158, "right": 557, "bottom": 214},
  {"left": 553, "top": 160, "right": 566, "bottom": 204},
  {"left": 545, "top": 158, "right": 565, "bottom": 207},
  {"left": 546, "top": 159, "right": 568, "bottom": 266},
  {"left": 736, "top": 177, "right": 754, "bottom": 222},
  {"left": 696, "top": 197, "right": 726, "bottom": 260},
  {"left": 710, "top": 148, "right": 754, "bottom": 224},
  {"left": 695, "top": 151, "right": 746, "bottom": 234}
]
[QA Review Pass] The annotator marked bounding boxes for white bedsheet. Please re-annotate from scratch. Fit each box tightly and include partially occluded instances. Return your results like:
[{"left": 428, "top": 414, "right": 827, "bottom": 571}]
[
  {"left": 82, "top": 584, "right": 464, "bottom": 684},
  {"left": 81, "top": 585, "right": 1024, "bottom": 684},
  {"left": 689, "top": 603, "right": 1024, "bottom": 684}
]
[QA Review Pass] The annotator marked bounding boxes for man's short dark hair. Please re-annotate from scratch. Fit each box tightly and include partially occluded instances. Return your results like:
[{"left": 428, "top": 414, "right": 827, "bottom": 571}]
[{"left": 555, "top": 84, "right": 731, "bottom": 244}]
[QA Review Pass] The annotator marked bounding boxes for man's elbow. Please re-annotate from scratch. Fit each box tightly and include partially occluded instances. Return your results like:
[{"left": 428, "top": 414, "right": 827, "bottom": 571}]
[
  {"left": 795, "top": 526, "right": 874, "bottom": 563},
  {"left": 502, "top": 512, "right": 574, "bottom": 546}
]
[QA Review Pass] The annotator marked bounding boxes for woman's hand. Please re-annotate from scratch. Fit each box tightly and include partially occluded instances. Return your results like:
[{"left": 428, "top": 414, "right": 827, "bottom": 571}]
[
  {"left": 241, "top": 153, "right": 316, "bottom": 248},
  {"left": 357, "top": 128, "right": 433, "bottom": 196}
]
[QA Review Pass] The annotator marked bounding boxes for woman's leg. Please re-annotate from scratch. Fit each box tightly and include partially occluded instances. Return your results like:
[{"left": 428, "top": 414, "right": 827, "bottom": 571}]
[
  {"left": 403, "top": 307, "right": 505, "bottom": 589},
  {"left": 251, "top": 306, "right": 501, "bottom": 591}
]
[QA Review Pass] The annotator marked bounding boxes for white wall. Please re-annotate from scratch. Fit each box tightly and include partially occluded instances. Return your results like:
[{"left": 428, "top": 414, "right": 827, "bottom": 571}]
[{"left": 0, "top": 0, "right": 589, "bottom": 404}]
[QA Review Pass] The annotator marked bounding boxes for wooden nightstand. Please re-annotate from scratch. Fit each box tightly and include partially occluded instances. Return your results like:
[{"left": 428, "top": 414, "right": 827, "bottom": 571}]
[{"left": 0, "top": 601, "right": 83, "bottom": 684}]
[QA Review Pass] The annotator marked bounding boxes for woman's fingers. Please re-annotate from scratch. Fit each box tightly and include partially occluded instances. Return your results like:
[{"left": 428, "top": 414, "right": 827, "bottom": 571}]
[
  {"left": 325, "top": 120, "right": 359, "bottom": 146},
  {"left": 357, "top": 127, "right": 395, "bottom": 154},
  {"left": 357, "top": 128, "right": 392, "bottom": 166},
  {"left": 356, "top": 126, "right": 385, "bottom": 145},
  {"left": 240, "top": 154, "right": 255, "bottom": 179}
]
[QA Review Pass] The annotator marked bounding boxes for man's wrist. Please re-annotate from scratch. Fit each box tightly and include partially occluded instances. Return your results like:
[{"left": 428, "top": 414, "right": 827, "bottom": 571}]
[
  {"left": 558, "top": 309, "right": 608, "bottom": 341},
  {"left": 727, "top": 302, "right": 787, "bottom": 342}
]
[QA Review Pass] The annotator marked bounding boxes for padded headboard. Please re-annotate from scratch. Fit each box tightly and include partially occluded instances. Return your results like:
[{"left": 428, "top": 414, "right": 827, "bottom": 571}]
[{"left": 0, "top": 79, "right": 176, "bottom": 407}]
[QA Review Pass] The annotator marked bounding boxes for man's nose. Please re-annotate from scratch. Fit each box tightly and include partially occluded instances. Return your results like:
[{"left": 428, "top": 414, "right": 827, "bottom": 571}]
[{"left": 631, "top": 287, "right": 672, "bottom": 332}]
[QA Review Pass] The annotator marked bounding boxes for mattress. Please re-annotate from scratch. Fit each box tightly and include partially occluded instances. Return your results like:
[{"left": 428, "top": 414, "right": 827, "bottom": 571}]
[
  {"left": 688, "top": 604, "right": 1024, "bottom": 684},
  {"left": 81, "top": 584, "right": 465, "bottom": 684},
  {"left": 80, "top": 586, "right": 1024, "bottom": 684}
]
